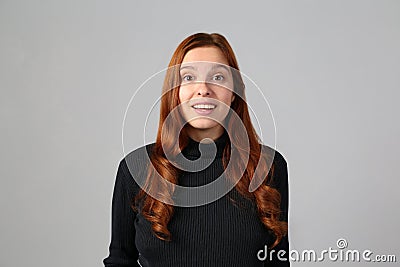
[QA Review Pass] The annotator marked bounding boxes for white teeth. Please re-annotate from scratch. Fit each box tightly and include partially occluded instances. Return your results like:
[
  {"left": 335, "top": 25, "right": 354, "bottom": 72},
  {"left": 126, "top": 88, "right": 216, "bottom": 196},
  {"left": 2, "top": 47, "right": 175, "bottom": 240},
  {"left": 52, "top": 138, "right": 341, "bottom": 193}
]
[{"left": 192, "top": 104, "right": 216, "bottom": 109}]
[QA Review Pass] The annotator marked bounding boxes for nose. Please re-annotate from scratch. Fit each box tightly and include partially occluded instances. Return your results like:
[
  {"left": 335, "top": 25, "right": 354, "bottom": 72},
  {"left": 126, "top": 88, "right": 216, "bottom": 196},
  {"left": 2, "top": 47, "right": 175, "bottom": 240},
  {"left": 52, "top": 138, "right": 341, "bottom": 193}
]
[{"left": 196, "top": 82, "right": 210, "bottom": 96}]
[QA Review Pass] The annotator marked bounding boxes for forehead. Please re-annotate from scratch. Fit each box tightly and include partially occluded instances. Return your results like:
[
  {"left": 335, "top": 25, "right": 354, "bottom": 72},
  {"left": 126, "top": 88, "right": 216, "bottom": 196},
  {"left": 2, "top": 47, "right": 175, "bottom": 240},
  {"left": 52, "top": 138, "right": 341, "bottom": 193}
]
[
  {"left": 182, "top": 46, "right": 229, "bottom": 65},
  {"left": 179, "top": 62, "right": 231, "bottom": 74}
]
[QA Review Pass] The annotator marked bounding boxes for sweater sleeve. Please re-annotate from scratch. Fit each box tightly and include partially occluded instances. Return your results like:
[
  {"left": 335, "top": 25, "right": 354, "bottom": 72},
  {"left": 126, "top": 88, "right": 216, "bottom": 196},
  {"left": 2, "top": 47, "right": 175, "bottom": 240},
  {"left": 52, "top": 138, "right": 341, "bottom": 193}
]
[
  {"left": 103, "top": 159, "right": 140, "bottom": 267},
  {"left": 266, "top": 151, "right": 290, "bottom": 266}
]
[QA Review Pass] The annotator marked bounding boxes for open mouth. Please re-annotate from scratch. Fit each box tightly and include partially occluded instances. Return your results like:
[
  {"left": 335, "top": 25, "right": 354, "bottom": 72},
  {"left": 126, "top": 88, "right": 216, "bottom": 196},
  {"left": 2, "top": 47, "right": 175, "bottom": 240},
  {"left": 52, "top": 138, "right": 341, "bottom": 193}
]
[
  {"left": 191, "top": 104, "right": 216, "bottom": 110},
  {"left": 191, "top": 103, "right": 216, "bottom": 115}
]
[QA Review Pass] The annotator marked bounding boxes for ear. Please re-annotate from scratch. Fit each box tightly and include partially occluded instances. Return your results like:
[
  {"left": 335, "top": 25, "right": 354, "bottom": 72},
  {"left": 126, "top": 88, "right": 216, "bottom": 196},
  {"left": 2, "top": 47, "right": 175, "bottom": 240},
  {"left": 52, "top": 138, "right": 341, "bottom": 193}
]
[{"left": 231, "top": 94, "right": 235, "bottom": 103}]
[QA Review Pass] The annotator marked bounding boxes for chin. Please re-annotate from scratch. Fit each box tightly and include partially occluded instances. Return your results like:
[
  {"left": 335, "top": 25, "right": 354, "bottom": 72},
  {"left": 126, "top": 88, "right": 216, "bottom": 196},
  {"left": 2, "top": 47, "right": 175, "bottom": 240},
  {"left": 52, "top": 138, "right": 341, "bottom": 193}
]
[{"left": 188, "top": 119, "right": 219, "bottom": 130}]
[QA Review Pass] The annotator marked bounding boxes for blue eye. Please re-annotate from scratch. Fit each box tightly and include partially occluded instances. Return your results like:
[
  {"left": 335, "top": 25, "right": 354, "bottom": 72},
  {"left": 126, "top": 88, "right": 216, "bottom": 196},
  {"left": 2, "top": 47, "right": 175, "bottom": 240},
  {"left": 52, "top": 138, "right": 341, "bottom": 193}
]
[
  {"left": 213, "top": 74, "right": 224, "bottom": 81},
  {"left": 182, "top": 74, "right": 194, "bottom": 81}
]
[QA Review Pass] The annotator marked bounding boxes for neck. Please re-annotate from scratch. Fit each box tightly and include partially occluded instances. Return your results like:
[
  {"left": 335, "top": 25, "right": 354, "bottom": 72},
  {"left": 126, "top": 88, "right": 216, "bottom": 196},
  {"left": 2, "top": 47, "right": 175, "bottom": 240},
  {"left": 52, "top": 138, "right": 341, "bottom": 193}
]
[
  {"left": 180, "top": 127, "right": 228, "bottom": 160},
  {"left": 185, "top": 125, "right": 225, "bottom": 143}
]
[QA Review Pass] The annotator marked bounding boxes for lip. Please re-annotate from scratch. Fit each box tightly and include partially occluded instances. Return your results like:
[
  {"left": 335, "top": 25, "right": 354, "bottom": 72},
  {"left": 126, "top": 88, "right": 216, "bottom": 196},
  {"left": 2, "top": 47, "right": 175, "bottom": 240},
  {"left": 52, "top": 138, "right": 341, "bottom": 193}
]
[
  {"left": 193, "top": 108, "right": 214, "bottom": 115},
  {"left": 190, "top": 101, "right": 217, "bottom": 107},
  {"left": 191, "top": 101, "right": 217, "bottom": 115}
]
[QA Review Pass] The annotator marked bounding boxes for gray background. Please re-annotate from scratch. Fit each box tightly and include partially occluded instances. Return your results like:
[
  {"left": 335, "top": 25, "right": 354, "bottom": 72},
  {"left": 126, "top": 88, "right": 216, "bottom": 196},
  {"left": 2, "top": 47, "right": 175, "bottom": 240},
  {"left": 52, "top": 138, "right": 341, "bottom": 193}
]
[{"left": 1, "top": 0, "right": 399, "bottom": 266}]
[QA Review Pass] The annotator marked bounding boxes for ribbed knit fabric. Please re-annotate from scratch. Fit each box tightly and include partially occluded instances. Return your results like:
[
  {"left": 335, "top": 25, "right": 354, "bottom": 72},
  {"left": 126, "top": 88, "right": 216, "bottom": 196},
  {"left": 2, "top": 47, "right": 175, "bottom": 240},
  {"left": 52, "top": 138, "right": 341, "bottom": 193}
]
[{"left": 103, "top": 131, "right": 290, "bottom": 267}]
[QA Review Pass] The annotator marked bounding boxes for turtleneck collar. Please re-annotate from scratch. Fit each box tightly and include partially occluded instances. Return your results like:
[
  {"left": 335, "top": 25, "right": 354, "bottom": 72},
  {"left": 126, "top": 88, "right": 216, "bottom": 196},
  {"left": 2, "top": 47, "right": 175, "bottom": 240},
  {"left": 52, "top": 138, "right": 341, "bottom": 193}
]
[{"left": 181, "top": 130, "right": 229, "bottom": 159}]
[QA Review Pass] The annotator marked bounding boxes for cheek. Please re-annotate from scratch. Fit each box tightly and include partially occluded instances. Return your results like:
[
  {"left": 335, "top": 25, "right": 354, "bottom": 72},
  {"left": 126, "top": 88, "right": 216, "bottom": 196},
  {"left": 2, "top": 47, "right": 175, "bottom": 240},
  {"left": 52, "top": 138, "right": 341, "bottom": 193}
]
[
  {"left": 219, "top": 90, "right": 234, "bottom": 105},
  {"left": 178, "top": 87, "right": 191, "bottom": 104}
]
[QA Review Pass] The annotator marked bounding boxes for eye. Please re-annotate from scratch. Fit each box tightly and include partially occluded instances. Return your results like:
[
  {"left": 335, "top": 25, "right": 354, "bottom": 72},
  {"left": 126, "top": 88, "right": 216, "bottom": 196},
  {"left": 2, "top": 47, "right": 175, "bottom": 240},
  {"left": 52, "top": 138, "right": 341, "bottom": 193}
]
[
  {"left": 212, "top": 74, "right": 224, "bottom": 81},
  {"left": 182, "top": 74, "right": 194, "bottom": 82}
]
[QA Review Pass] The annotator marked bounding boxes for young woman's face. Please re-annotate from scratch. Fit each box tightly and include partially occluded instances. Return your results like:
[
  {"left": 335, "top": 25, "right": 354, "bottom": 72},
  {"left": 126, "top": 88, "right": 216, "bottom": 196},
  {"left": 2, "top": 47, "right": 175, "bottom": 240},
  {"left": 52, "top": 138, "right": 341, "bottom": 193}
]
[{"left": 178, "top": 46, "right": 235, "bottom": 140}]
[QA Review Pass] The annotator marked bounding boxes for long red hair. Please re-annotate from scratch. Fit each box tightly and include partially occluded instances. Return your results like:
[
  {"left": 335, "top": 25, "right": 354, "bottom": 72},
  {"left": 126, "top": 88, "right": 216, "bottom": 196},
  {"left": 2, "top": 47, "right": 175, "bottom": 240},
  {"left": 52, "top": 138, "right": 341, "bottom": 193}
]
[{"left": 133, "top": 33, "right": 287, "bottom": 248}]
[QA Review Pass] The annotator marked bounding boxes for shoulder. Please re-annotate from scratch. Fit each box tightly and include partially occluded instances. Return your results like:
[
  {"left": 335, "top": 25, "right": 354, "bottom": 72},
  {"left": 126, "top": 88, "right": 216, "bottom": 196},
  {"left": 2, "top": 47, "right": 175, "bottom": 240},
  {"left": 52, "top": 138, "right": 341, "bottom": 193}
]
[
  {"left": 260, "top": 144, "right": 289, "bottom": 188},
  {"left": 123, "top": 142, "right": 156, "bottom": 171},
  {"left": 260, "top": 144, "right": 288, "bottom": 168},
  {"left": 117, "top": 142, "right": 156, "bottom": 193},
  {"left": 260, "top": 145, "right": 290, "bottom": 219}
]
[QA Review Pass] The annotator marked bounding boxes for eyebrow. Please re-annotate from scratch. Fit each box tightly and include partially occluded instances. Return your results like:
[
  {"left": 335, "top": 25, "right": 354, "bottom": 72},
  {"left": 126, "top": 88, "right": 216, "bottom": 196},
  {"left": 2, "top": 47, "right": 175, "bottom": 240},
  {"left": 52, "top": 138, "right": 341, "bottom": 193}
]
[
  {"left": 211, "top": 64, "right": 230, "bottom": 73},
  {"left": 179, "top": 64, "right": 231, "bottom": 72},
  {"left": 179, "top": 65, "right": 196, "bottom": 71}
]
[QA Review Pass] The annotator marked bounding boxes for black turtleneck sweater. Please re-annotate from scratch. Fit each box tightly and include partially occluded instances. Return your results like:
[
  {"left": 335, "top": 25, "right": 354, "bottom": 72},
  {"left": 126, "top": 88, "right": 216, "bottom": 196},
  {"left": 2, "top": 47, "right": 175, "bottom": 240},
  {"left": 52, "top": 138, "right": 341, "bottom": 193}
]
[{"left": 103, "top": 131, "right": 290, "bottom": 267}]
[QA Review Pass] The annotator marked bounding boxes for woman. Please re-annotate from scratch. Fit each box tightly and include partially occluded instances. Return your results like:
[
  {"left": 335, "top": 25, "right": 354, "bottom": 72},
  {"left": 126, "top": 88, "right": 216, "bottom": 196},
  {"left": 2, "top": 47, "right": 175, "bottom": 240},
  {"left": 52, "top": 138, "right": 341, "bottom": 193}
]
[{"left": 103, "top": 33, "right": 290, "bottom": 266}]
